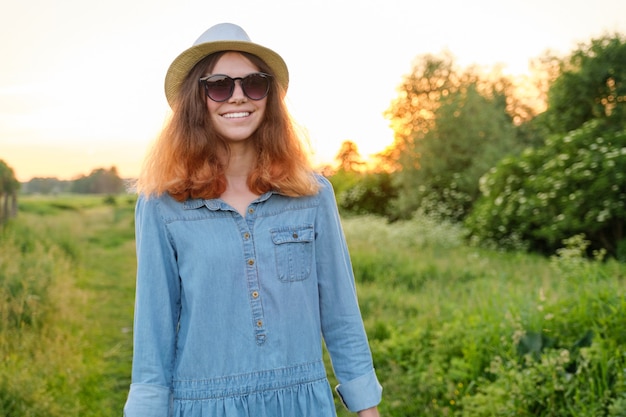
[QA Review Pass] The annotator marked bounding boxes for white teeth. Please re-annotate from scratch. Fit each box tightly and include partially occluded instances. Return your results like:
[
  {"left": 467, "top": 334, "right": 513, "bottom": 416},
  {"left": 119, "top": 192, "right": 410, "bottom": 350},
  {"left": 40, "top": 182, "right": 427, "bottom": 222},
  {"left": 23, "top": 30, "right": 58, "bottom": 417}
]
[{"left": 223, "top": 112, "right": 250, "bottom": 119}]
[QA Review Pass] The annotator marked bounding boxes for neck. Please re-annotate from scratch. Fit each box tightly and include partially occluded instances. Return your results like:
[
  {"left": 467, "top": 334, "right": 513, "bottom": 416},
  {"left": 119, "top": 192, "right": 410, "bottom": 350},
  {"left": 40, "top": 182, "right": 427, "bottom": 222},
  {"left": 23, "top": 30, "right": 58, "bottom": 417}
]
[
  {"left": 218, "top": 143, "right": 260, "bottom": 215},
  {"left": 221, "top": 142, "right": 255, "bottom": 183}
]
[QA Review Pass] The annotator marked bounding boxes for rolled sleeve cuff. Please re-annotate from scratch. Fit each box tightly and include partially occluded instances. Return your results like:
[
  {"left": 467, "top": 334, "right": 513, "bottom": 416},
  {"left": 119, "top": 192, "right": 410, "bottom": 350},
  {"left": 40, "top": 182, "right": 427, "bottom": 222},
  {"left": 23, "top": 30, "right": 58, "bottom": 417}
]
[
  {"left": 123, "top": 383, "right": 171, "bottom": 417},
  {"left": 335, "top": 369, "right": 383, "bottom": 412}
]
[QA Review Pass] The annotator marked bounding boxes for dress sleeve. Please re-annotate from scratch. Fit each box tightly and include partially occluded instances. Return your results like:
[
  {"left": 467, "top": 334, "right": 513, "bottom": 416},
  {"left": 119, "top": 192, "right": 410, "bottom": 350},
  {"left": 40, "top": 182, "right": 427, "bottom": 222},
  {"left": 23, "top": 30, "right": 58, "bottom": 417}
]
[
  {"left": 124, "top": 195, "right": 180, "bottom": 417},
  {"left": 314, "top": 176, "right": 383, "bottom": 412}
]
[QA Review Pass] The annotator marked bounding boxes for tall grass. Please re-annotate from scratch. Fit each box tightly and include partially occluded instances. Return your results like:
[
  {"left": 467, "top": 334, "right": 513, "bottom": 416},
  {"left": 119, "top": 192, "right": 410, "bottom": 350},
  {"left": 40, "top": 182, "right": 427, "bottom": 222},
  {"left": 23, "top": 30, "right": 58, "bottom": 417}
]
[
  {"left": 0, "top": 194, "right": 136, "bottom": 416},
  {"left": 339, "top": 215, "right": 626, "bottom": 417},
  {"left": 0, "top": 210, "right": 84, "bottom": 415}
]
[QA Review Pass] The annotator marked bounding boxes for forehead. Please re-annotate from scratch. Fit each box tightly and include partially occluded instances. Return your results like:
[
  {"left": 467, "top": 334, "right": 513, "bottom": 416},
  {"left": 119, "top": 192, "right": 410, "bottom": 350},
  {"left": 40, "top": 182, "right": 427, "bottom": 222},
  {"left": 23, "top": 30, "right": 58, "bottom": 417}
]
[{"left": 211, "top": 52, "right": 260, "bottom": 75}]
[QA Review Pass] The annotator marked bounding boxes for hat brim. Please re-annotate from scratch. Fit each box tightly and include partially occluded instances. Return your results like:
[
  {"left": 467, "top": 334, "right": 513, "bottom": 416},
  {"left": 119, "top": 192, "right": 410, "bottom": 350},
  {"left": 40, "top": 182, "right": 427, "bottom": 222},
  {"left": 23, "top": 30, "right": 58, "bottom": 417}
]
[{"left": 164, "top": 40, "right": 289, "bottom": 107}]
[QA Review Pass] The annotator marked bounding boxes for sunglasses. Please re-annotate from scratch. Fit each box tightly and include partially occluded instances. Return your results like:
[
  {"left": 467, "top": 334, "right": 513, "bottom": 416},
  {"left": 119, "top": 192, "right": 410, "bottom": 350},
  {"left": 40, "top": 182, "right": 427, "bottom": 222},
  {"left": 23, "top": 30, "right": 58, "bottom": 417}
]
[{"left": 199, "top": 72, "right": 273, "bottom": 102}]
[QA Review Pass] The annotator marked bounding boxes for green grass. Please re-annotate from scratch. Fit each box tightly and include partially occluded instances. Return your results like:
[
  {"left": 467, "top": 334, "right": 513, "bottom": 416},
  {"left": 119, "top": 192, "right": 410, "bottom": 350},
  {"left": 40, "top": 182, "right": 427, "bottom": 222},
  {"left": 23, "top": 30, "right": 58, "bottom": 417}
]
[
  {"left": 1, "top": 196, "right": 624, "bottom": 416},
  {"left": 340, "top": 216, "right": 626, "bottom": 417},
  {"left": 0, "top": 194, "right": 136, "bottom": 416}
]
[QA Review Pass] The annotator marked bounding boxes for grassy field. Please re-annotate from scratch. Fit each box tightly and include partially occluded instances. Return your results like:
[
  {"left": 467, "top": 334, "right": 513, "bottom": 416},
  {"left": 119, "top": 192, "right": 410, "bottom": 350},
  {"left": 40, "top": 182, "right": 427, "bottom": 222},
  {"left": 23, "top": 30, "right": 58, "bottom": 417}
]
[
  {"left": 1, "top": 194, "right": 624, "bottom": 416},
  {"left": 0, "top": 194, "right": 136, "bottom": 416}
]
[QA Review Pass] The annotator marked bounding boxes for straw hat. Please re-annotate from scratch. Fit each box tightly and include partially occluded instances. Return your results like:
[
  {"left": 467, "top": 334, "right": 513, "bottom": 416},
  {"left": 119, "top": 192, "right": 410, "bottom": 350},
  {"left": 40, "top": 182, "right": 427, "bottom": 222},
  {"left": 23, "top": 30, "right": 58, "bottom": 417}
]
[{"left": 164, "top": 23, "right": 289, "bottom": 107}]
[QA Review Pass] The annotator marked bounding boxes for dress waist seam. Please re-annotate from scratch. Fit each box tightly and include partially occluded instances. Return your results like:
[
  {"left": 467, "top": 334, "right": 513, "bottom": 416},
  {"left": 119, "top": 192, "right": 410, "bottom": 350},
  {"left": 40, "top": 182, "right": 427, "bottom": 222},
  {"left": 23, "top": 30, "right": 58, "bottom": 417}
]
[{"left": 172, "top": 360, "right": 327, "bottom": 400}]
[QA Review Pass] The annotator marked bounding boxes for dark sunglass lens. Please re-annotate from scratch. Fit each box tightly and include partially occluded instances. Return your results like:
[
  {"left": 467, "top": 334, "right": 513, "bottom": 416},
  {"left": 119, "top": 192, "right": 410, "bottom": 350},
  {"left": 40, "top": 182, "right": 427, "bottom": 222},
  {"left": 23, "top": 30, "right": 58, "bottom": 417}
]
[
  {"left": 242, "top": 74, "right": 270, "bottom": 100},
  {"left": 205, "top": 76, "right": 234, "bottom": 102}
]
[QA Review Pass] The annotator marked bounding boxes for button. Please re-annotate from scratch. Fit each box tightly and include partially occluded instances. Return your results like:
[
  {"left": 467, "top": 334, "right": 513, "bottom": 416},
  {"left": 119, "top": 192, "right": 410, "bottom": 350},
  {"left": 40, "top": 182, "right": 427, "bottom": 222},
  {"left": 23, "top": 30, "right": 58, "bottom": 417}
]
[
  {"left": 243, "top": 232, "right": 250, "bottom": 240},
  {"left": 257, "top": 320, "right": 263, "bottom": 327},
  {"left": 248, "top": 259, "right": 255, "bottom": 266},
  {"left": 252, "top": 291, "right": 259, "bottom": 298},
  {"left": 248, "top": 208, "right": 254, "bottom": 214},
  {"left": 292, "top": 232, "right": 298, "bottom": 238}
]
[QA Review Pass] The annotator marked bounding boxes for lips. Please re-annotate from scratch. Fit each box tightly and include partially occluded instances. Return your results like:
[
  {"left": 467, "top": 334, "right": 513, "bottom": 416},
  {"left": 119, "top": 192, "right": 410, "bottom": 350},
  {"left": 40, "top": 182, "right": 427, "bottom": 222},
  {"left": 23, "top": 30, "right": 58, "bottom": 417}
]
[{"left": 222, "top": 111, "right": 251, "bottom": 119}]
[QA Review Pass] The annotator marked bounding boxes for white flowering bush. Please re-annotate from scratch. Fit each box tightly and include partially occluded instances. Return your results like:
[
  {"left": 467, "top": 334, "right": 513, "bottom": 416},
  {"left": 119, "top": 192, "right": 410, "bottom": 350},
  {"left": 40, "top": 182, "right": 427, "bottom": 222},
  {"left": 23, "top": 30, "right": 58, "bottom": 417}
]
[{"left": 466, "top": 120, "right": 626, "bottom": 258}]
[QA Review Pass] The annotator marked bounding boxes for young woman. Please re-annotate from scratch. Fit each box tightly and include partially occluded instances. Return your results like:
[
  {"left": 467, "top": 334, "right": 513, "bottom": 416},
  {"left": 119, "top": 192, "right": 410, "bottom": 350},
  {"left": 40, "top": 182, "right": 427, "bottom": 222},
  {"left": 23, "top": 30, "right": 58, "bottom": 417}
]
[{"left": 123, "top": 23, "right": 382, "bottom": 417}]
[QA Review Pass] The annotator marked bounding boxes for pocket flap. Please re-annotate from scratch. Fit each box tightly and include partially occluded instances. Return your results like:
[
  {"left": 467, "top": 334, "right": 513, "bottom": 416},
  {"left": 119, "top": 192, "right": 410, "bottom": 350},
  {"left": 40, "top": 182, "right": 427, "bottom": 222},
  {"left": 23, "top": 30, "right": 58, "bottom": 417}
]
[{"left": 271, "top": 225, "right": 314, "bottom": 244}]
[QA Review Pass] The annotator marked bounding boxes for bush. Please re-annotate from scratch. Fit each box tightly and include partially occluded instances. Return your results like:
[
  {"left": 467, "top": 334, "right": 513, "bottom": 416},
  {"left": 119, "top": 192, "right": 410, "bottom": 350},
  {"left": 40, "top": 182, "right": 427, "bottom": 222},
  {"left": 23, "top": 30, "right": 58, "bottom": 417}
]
[
  {"left": 328, "top": 170, "right": 399, "bottom": 219},
  {"left": 466, "top": 120, "right": 626, "bottom": 257},
  {"left": 351, "top": 231, "right": 626, "bottom": 417},
  {"left": 458, "top": 251, "right": 626, "bottom": 417}
]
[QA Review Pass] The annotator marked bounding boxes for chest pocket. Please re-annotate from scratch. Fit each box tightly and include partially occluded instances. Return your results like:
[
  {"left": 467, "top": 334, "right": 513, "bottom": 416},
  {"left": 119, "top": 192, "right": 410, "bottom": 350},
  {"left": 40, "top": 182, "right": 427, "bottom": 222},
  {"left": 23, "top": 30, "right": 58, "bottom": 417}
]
[{"left": 271, "top": 225, "right": 314, "bottom": 282}]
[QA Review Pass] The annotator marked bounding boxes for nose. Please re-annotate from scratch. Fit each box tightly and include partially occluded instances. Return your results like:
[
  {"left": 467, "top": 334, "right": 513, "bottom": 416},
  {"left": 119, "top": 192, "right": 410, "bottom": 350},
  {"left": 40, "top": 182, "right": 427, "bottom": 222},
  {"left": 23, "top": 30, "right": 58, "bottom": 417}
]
[{"left": 229, "top": 79, "right": 247, "bottom": 103}]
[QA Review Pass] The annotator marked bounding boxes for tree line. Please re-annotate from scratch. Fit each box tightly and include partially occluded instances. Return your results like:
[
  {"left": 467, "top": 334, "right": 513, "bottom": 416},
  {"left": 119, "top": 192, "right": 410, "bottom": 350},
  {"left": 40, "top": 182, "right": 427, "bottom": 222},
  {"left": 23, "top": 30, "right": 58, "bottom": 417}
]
[
  {"left": 0, "top": 164, "right": 127, "bottom": 222},
  {"left": 327, "top": 33, "right": 626, "bottom": 260},
  {"left": 21, "top": 167, "right": 127, "bottom": 195}
]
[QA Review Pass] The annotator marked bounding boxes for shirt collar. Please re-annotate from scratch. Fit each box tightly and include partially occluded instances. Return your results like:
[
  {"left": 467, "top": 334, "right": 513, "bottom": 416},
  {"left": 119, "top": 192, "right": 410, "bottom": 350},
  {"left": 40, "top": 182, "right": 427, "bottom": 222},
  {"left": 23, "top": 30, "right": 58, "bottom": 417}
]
[{"left": 182, "top": 190, "right": 276, "bottom": 211}]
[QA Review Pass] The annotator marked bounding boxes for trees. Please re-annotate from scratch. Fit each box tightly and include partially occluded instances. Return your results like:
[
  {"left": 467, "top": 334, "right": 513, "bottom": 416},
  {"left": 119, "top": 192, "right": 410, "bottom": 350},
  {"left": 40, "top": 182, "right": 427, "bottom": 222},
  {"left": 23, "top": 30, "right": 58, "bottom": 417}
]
[
  {"left": 540, "top": 33, "right": 626, "bottom": 135},
  {"left": 385, "top": 53, "right": 524, "bottom": 220},
  {"left": 21, "top": 167, "right": 126, "bottom": 195},
  {"left": 0, "top": 160, "right": 20, "bottom": 223},
  {"left": 401, "top": 83, "right": 520, "bottom": 221},
  {"left": 380, "top": 33, "right": 626, "bottom": 258},
  {"left": 384, "top": 52, "right": 460, "bottom": 176},
  {"left": 70, "top": 167, "right": 125, "bottom": 194},
  {"left": 466, "top": 34, "right": 626, "bottom": 258},
  {"left": 327, "top": 141, "right": 398, "bottom": 218},
  {"left": 334, "top": 140, "right": 365, "bottom": 173},
  {"left": 22, "top": 178, "right": 71, "bottom": 194}
]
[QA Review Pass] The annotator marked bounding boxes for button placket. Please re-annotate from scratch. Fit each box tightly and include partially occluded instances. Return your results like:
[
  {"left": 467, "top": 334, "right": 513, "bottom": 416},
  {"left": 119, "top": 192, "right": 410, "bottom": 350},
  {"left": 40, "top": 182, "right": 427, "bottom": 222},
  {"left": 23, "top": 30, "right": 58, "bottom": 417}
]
[{"left": 240, "top": 204, "right": 266, "bottom": 345}]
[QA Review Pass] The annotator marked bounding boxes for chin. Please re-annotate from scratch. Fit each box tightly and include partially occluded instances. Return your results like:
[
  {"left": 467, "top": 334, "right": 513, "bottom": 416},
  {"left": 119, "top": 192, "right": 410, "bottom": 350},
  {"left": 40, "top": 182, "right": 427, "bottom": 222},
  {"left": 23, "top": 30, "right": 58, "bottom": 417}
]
[{"left": 221, "top": 132, "right": 256, "bottom": 142}]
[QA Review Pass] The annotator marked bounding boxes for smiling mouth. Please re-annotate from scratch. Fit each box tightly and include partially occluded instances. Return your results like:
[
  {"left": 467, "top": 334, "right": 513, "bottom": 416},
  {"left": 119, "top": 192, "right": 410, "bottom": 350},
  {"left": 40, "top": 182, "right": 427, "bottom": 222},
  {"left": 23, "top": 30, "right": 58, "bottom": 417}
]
[{"left": 222, "top": 111, "right": 251, "bottom": 119}]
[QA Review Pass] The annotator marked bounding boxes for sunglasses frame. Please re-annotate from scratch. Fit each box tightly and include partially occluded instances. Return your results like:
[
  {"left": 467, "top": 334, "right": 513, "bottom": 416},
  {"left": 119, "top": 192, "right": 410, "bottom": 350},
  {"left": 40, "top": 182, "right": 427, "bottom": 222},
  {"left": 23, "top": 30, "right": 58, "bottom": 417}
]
[{"left": 199, "top": 72, "right": 273, "bottom": 102}]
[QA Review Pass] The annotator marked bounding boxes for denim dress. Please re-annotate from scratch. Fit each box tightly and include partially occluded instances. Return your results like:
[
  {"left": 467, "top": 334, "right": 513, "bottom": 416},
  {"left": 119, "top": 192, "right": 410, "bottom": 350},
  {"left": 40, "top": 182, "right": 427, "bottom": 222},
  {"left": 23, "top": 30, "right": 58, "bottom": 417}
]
[{"left": 123, "top": 176, "right": 382, "bottom": 417}]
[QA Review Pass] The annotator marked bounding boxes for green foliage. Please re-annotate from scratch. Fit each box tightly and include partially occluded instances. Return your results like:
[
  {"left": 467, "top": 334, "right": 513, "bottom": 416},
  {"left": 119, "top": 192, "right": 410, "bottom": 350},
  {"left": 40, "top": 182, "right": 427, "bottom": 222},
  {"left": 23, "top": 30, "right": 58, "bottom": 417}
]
[
  {"left": 339, "top": 214, "right": 625, "bottom": 417},
  {"left": 22, "top": 167, "right": 130, "bottom": 195},
  {"left": 541, "top": 33, "right": 626, "bottom": 135},
  {"left": 21, "top": 177, "right": 72, "bottom": 194},
  {"left": 0, "top": 223, "right": 54, "bottom": 332},
  {"left": 458, "top": 251, "right": 626, "bottom": 417},
  {"left": 327, "top": 168, "right": 361, "bottom": 196},
  {"left": 328, "top": 141, "right": 399, "bottom": 218},
  {"left": 462, "top": 344, "right": 626, "bottom": 417},
  {"left": 0, "top": 213, "right": 83, "bottom": 415},
  {"left": 0, "top": 159, "right": 20, "bottom": 223},
  {"left": 465, "top": 33, "right": 626, "bottom": 258},
  {"left": 0, "top": 195, "right": 136, "bottom": 416},
  {"left": 466, "top": 119, "right": 626, "bottom": 256},
  {"left": 341, "top": 214, "right": 465, "bottom": 290},
  {"left": 385, "top": 52, "right": 526, "bottom": 221},
  {"left": 335, "top": 171, "right": 398, "bottom": 218},
  {"left": 385, "top": 51, "right": 463, "bottom": 153},
  {"left": 0, "top": 159, "right": 20, "bottom": 194},
  {"left": 385, "top": 33, "right": 626, "bottom": 251},
  {"left": 397, "top": 83, "right": 520, "bottom": 221},
  {"left": 70, "top": 166, "right": 126, "bottom": 194}
]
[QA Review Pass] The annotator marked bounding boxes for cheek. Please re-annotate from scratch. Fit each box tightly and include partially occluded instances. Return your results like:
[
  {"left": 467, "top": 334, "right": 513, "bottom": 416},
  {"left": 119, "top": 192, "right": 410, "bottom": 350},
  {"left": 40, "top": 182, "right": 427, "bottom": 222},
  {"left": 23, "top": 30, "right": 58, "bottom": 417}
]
[
  {"left": 206, "top": 101, "right": 223, "bottom": 125},
  {"left": 206, "top": 98, "right": 219, "bottom": 114},
  {"left": 257, "top": 101, "right": 268, "bottom": 120}
]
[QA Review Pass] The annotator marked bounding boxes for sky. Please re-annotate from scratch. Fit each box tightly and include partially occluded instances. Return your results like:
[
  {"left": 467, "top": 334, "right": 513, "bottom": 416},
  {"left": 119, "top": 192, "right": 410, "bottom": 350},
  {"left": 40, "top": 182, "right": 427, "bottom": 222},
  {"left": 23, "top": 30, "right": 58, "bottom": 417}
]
[{"left": 1, "top": 0, "right": 625, "bottom": 181}]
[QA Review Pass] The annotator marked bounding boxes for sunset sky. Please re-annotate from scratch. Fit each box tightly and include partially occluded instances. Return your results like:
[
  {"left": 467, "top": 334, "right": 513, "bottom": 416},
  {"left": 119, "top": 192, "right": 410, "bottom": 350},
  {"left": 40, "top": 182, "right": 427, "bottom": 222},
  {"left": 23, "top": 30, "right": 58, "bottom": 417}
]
[{"left": 1, "top": 0, "right": 625, "bottom": 181}]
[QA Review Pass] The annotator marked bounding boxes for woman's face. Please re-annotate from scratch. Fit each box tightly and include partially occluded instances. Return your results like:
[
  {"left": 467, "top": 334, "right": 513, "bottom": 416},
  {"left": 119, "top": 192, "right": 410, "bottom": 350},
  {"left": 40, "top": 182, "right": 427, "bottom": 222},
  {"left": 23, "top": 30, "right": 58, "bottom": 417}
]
[{"left": 205, "top": 52, "right": 267, "bottom": 143}]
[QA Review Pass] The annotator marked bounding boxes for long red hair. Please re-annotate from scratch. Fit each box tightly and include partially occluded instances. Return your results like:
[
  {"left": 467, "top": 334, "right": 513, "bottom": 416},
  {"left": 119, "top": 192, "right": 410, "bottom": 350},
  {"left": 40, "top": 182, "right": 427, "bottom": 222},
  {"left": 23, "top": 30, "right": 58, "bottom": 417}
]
[{"left": 136, "top": 51, "right": 319, "bottom": 201}]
